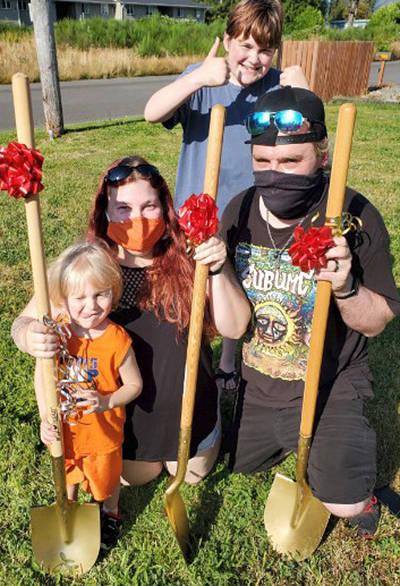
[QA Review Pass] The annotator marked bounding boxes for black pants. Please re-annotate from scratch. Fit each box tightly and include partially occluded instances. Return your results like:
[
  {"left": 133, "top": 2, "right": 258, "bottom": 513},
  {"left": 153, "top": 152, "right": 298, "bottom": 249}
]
[{"left": 229, "top": 389, "right": 376, "bottom": 504}]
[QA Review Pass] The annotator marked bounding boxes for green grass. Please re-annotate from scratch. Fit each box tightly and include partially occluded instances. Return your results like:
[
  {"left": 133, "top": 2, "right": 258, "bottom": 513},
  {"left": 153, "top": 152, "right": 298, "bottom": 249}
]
[{"left": 1, "top": 102, "right": 400, "bottom": 585}]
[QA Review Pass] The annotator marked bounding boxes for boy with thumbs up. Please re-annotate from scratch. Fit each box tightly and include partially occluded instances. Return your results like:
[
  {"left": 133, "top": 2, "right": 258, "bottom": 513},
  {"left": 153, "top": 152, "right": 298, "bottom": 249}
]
[
  {"left": 145, "top": 0, "right": 309, "bottom": 394},
  {"left": 144, "top": 0, "right": 309, "bottom": 216}
]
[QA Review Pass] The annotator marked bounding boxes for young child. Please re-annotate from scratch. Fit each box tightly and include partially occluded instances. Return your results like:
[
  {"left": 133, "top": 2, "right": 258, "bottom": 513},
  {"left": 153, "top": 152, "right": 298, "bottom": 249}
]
[
  {"left": 34, "top": 240, "right": 142, "bottom": 551},
  {"left": 145, "top": 0, "right": 309, "bottom": 390}
]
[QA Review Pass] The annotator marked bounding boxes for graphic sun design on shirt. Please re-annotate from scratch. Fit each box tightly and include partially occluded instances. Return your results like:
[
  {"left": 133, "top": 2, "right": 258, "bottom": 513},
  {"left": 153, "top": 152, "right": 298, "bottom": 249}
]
[{"left": 236, "top": 242, "right": 317, "bottom": 381}]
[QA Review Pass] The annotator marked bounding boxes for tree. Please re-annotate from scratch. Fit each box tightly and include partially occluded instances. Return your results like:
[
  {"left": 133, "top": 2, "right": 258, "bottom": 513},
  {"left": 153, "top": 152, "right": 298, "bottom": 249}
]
[
  {"left": 328, "top": 0, "right": 374, "bottom": 20},
  {"left": 346, "top": 0, "right": 359, "bottom": 25},
  {"left": 206, "top": 0, "right": 328, "bottom": 26},
  {"left": 30, "top": 0, "right": 64, "bottom": 137},
  {"left": 283, "top": 0, "right": 327, "bottom": 33},
  {"left": 206, "top": 0, "right": 236, "bottom": 24}
]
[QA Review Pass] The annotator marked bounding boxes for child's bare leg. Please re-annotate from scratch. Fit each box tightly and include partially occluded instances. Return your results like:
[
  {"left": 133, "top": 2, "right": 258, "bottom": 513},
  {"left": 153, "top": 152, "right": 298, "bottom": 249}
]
[
  {"left": 102, "top": 483, "right": 120, "bottom": 515},
  {"left": 67, "top": 483, "right": 79, "bottom": 502}
]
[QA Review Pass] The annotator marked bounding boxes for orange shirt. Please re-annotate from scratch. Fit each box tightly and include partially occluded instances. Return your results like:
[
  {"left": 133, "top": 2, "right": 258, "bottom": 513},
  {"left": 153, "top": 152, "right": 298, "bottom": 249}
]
[{"left": 62, "top": 321, "right": 132, "bottom": 459}]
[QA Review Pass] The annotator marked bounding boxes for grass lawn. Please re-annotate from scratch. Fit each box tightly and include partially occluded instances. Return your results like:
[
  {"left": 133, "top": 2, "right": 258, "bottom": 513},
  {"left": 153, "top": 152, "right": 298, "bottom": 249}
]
[{"left": 1, "top": 101, "right": 400, "bottom": 585}]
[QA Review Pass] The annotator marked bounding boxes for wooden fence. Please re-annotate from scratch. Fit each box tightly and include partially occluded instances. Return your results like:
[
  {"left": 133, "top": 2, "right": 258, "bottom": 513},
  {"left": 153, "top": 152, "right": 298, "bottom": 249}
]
[{"left": 279, "top": 41, "right": 375, "bottom": 101}]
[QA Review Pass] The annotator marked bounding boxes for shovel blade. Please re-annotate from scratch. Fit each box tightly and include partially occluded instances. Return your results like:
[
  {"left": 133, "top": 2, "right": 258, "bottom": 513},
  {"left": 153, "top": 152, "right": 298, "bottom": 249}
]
[
  {"left": 31, "top": 502, "right": 100, "bottom": 575},
  {"left": 164, "top": 489, "right": 189, "bottom": 558},
  {"left": 264, "top": 473, "right": 330, "bottom": 561}
]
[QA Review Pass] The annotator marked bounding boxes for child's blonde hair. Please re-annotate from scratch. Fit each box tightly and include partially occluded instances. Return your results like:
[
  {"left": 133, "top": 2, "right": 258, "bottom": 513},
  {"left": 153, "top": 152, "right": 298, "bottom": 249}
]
[{"left": 48, "top": 240, "right": 123, "bottom": 309}]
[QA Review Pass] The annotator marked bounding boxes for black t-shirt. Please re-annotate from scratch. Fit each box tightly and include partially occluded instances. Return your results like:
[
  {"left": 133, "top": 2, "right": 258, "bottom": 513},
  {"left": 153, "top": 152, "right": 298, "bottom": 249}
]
[
  {"left": 110, "top": 266, "right": 218, "bottom": 461},
  {"left": 221, "top": 181, "right": 400, "bottom": 407}
]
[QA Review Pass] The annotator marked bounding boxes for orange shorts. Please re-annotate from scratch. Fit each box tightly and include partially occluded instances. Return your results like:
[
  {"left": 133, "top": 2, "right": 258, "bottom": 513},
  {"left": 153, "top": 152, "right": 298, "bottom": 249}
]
[{"left": 65, "top": 447, "right": 122, "bottom": 502}]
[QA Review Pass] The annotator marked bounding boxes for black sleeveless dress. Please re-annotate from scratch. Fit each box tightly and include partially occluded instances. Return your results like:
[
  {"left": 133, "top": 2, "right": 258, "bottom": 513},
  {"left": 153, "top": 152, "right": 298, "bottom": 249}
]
[{"left": 110, "top": 266, "right": 218, "bottom": 462}]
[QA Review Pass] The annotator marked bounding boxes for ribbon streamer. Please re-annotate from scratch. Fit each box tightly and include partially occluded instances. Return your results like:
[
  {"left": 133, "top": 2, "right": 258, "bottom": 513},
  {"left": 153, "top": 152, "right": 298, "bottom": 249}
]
[{"left": 43, "top": 314, "right": 96, "bottom": 425}]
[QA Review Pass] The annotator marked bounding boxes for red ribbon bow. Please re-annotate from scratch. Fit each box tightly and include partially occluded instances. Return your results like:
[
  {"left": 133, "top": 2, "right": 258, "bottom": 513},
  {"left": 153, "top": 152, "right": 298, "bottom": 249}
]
[
  {"left": 0, "top": 142, "right": 44, "bottom": 199},
  {"left": 178, "top": 193, "right": 219, "bottom": 246},
  {"left": 288, "top": 225, "right": 334, "bottom": 272}
]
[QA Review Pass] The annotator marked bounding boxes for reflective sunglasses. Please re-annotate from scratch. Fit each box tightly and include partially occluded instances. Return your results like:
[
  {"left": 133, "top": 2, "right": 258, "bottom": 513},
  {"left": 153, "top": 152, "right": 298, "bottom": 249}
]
[
  {"left": 245, "top": 110, "right": 309, "bottom": 136},
  {"left": 105, "top": 163, "right": 161, "bottom": 185}
]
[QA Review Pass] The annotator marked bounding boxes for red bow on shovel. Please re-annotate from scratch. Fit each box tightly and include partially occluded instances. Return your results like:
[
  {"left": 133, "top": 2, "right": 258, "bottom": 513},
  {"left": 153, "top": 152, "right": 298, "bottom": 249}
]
[{"left": 9, "top": 73, "right": 100, "bottom": 576}]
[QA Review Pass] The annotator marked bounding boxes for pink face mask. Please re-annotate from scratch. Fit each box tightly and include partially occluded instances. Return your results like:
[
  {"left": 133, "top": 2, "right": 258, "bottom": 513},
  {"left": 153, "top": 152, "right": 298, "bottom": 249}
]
[{"left": 106, "top": 216, "right": 165, "bottom": 252}]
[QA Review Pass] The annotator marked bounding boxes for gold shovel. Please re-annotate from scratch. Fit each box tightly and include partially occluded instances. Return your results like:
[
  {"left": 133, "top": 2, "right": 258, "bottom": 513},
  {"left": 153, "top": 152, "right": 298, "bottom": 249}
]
[
  {"left": 264, "top": 102, "right": 357, "bottom": 561},
  {"left": 164, "top": 104, "right": 226, "bottom": 558},
  {"left": 11, "top": 73, "right": 100, "bottom": 575}
]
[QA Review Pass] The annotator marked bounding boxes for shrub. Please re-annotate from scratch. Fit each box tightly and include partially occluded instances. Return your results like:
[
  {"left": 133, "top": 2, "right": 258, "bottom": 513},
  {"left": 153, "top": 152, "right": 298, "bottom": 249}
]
[
  {"left": 283, "top": 0, "right": 326, "bottom": 34},
  {"left": 54, "top": 14, "right": 225, "bottom": 56},
  {"left": 366, "top": 3, "right": 400, "bottom": 51},
  {"left": 367, "top": 3, "right": 400, "bottom": 30},
  {"left": 0, "top": 22, "right": 31, "bottom": 41},
  {"left": 322, "top": 26, "right": 371, "bottom": 41},
  {"left": 289, "top": 6, "right": 326, "bottom": 40}
]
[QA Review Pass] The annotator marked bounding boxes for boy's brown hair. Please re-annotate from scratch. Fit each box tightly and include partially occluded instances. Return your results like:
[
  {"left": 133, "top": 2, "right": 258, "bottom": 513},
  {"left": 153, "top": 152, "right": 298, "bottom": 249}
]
[{"left": 226, "top": 0, "right": 283, "bottom": 50}]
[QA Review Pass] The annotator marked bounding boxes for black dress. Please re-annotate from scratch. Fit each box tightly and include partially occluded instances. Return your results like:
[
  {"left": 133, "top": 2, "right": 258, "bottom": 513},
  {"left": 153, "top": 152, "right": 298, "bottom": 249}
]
[{"left": 110, "top": 266, "right": 218, "bottom": 462}]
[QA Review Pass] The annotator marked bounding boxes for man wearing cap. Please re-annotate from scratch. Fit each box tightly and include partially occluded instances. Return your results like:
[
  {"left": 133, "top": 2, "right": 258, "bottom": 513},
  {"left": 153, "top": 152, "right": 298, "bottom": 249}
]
[{"left": 221, "top": 86, "right": 400, "bottom": 536}]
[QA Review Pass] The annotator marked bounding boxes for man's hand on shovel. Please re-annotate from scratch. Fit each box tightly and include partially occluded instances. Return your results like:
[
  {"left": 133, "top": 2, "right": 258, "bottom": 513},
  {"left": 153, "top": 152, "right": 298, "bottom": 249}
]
[{"left": 315, "top": 235, "right": 353, "bottom": 293}]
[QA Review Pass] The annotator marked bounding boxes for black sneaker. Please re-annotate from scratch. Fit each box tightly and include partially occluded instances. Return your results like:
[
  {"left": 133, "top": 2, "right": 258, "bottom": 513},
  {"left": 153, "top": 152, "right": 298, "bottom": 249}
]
[
  {"left": 347, "top": 495, "right": 380, "bottom": 538},
  {"left": 100, "top": 508, "right": 122, "bottom": 551}
]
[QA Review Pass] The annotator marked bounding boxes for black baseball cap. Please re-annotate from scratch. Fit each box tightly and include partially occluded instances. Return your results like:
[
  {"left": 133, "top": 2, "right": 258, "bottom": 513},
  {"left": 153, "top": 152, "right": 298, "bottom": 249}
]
[{"left": 245, "top": 86, "right": 327, "bottom": 146}]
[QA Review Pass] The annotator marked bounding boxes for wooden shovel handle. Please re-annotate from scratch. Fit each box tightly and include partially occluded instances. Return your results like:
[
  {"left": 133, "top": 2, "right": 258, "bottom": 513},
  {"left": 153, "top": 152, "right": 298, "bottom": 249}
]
[
  {"left": 180, "top": 104, "right": 226, "bottom": 429},
  {"left": 300, "top": 103, "right": 356, "bottom": 437},
  {"left": 12, "top": 73, "right": 62, "bottom": 459}
]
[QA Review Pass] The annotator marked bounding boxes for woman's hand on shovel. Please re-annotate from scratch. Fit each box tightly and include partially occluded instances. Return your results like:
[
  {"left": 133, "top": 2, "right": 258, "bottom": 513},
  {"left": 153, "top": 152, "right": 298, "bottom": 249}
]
[
  {"left": 14, "top": 317, "right": 59, "bottom": 358},
  {"left": 26, "top": 319, "right": 59, "bottom": 358},
  {"left": 193, "top": 235, "right": 227, "bottom": 274}
]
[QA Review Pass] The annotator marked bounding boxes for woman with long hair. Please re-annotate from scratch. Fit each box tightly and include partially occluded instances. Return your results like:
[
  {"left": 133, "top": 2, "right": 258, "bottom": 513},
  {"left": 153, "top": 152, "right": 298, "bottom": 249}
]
[{"left": 12, "top": 155, "right": 250, "bottom": 515}]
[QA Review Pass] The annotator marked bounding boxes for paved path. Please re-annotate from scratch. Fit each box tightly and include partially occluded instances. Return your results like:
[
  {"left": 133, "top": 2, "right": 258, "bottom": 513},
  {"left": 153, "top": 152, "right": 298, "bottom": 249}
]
[{"left": 0, "top": 61, "right": 399, "bottom": 132}]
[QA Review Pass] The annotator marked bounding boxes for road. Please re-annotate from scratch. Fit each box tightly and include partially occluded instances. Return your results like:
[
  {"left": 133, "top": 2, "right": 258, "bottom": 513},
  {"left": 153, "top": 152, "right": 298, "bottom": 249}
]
[
  {"left": 0, "top": 61, "right": 399, "bottom": 132},
  {"left": 0, "top": 74, "right": 178, "bottom": 131}
]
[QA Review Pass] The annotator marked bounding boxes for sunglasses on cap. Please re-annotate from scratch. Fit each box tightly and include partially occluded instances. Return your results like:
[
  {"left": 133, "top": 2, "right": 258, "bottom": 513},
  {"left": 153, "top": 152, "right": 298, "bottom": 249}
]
[
  {"left": 245, "top": 110, "right": 311, "bottom": 136},
  {"left": 105, "top": 163, "right": 161, "bottom": 185}
]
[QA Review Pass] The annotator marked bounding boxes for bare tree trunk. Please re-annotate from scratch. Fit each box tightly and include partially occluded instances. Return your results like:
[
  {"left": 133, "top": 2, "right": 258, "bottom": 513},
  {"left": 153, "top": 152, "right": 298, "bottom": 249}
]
[
  {"left": 30, "top": 0, "right": 64, "bottom": 137},
  {"left": 346, "top": 0, "right": 360, "bottom": 27}
]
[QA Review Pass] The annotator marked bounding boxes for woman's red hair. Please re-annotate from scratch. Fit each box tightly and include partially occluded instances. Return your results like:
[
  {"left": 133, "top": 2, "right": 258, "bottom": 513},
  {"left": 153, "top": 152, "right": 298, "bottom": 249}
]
[{"left": 87, "top": 155, "right": 216, "bottom": 339}]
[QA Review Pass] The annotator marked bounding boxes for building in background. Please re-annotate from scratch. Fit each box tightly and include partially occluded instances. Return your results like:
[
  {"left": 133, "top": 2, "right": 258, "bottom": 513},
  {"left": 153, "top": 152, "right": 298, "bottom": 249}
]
[{"left": 0, "top": 0, "right": 206, "bottom": 25}]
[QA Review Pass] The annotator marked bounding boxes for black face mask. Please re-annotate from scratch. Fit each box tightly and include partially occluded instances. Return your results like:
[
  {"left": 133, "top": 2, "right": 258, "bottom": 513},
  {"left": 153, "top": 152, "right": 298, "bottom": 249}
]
[{"left": 253, "top": 168, "right": 326, "bottom": 220}]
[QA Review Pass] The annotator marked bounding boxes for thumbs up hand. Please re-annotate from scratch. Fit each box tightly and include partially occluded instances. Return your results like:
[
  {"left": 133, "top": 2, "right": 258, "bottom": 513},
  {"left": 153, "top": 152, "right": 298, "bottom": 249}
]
[{"left": 192, "top": 38, "right": 230, "bottom": 88}]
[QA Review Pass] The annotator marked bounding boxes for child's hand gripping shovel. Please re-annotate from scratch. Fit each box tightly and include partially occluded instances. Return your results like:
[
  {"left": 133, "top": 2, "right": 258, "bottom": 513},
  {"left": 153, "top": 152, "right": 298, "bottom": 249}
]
[
  {"left": 164, "top": 104, "right": 226, "bottom": 559},
  {"left": 263, "top": 102, "right": 357, "bottom": 561},
  {"left": 11, "top": 73, "right": 100, "bottom": 575}
]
